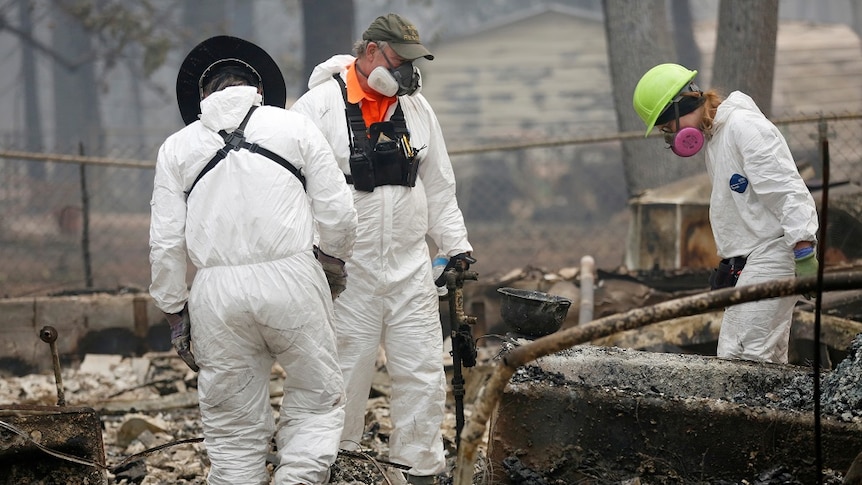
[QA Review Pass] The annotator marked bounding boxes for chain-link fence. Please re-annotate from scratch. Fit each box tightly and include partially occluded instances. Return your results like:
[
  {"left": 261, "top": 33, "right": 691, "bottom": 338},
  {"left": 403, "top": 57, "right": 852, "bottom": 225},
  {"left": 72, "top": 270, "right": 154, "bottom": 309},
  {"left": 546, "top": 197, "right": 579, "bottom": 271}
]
[{"left": 1, "top": 113, "right": 860, "bottom": 299}]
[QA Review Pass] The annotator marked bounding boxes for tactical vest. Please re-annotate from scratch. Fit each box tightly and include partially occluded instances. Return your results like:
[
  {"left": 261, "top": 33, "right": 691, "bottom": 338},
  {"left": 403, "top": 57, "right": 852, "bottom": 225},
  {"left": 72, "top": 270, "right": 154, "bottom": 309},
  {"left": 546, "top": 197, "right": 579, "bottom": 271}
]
[{"left": 334, "top": 74, "right": 419, "bottom": 192}]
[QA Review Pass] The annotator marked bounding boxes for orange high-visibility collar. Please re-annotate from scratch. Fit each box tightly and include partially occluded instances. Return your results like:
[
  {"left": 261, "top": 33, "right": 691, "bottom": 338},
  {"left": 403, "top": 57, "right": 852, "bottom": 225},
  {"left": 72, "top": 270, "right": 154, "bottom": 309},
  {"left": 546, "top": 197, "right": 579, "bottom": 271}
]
[{"left": 346, "top": 62, "right": 397, "bottom": 125}]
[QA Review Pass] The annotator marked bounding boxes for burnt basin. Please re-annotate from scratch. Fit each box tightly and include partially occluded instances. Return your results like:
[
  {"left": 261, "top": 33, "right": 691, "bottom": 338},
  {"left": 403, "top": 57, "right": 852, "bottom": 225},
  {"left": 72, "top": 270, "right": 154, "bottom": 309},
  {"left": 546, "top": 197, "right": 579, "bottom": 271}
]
[
  {"left": 497, "top": 287, "right": 572, "bottom": 338},
  {"left": 488, "top": 345, "right": 862, "bottom": 483}
]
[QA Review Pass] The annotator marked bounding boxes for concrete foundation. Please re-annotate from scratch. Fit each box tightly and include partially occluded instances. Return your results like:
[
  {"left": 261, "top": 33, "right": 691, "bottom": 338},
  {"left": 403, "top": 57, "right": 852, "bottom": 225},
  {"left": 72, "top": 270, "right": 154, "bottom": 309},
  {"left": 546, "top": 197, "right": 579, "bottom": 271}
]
[
  {"left": 0, "top": 292, "right": 169, "bottom": 376},
  {"left": 488, "top": 345, "right": 862, "bottom": 483}
]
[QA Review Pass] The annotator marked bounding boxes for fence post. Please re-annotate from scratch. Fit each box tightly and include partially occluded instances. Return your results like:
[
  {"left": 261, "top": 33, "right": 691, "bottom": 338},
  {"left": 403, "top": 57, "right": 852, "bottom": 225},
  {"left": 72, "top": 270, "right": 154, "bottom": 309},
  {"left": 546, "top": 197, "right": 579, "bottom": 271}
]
[
  {"left": 813, "top": 115, "right": 832, "bottom": 484},
  {"left": 78, "top": 142, "right": 93, "bottom": 288}
]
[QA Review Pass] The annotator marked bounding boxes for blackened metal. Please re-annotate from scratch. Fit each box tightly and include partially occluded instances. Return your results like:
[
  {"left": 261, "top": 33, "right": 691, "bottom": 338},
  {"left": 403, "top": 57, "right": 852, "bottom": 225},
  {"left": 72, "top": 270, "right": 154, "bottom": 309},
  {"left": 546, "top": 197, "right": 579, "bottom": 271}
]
[
  {"left": 445, "top": 267, "right": 479, "bottom": 451},
  {"left": 0, "top": 405, "right": 106, "bottom": 484},
  {"left": 39, "top": 325, "right": 65, "bottom": 406},
  {"left": 78, "top": 142, "right": 93, "bottom": 288},
  {"left": 497, "top": 288, "right": 572, "bottom": 338}
]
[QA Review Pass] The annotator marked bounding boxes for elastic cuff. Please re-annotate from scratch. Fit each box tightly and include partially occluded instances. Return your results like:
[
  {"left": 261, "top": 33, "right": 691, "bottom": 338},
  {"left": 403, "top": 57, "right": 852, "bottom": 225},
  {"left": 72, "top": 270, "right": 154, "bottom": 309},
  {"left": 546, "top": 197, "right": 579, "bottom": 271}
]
[{"left": 794, "top": 246, "right": 814, "bottom": 259}]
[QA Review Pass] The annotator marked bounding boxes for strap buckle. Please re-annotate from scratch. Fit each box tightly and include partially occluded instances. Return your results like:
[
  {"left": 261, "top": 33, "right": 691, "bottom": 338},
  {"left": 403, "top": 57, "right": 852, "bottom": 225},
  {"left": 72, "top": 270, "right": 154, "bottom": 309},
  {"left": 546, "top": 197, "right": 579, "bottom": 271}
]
[{"left": 222, "top": 129, "right": 246, "bottom": 150}]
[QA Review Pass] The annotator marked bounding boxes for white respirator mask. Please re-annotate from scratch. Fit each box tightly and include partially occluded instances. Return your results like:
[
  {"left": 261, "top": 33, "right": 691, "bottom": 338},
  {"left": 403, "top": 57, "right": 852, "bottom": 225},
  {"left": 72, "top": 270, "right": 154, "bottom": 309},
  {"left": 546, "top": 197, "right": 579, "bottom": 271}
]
[{"left": 367, "top": 59, "right": 421, "bottom": 97}]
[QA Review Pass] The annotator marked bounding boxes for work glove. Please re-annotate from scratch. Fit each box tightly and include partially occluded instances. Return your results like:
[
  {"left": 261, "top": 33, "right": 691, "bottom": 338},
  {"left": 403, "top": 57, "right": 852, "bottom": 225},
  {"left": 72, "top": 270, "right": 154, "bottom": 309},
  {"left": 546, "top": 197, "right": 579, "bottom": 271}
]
[
  {"left": 314, "top": 246, "right": 348, "bottom": 299},
  {"left": 165, "top": 305, "right": 199, "bottom": 372},
  {"left": 795, "top": 252, "right": 818, "bottom": 278},
  {"left": 434, "top": 252, "right": 477, "bottom": 287},
  {"left": 794, "top": 246, "right": 818, "bottom": 300}
]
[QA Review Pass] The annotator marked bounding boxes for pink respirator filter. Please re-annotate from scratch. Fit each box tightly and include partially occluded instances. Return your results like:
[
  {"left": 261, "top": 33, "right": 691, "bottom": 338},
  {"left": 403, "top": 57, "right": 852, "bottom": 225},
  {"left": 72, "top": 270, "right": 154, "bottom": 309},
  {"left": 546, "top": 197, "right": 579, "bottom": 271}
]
[{"left": 671, "top": 127, "right": 705, "bottom": 157}]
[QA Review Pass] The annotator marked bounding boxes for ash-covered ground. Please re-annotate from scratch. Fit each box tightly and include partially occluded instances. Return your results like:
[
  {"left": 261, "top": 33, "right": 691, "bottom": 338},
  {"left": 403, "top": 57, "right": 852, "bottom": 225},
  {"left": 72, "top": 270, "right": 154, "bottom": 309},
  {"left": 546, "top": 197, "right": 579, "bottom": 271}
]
[
  {"left": 1, "top": 334, "right": 860, "bottom": 484},
  {"left": 506, "top": 333, "right": 862, "bottom": 484},
  {"left": 511, "top": 333, "right": 862, "bottom": 425},
  {"left": 743, "top": 332, "right": 862, "bottom": 421}
]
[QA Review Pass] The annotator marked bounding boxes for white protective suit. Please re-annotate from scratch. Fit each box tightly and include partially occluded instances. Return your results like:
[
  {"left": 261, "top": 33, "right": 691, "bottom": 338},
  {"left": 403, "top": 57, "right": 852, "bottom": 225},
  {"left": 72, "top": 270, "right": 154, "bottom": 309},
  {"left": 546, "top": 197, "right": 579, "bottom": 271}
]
[
  {"left": 705, "top": 91, "right": 818, "bottom": 363},
  {"left": 291, "top": 55, "right": 473, "bottom": 476},
  {"left": 149, "top": 86, "right": 357, "bottom": 485}
]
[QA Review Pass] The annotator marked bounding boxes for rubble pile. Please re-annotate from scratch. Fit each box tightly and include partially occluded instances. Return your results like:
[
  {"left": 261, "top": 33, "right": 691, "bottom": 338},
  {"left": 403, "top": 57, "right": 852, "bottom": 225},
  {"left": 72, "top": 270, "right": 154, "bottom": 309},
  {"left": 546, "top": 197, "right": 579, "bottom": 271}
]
[
  {"left": 0, "top": 350, "right": 487, "bottom": 484},
  {"left": 2, "top": 334, "right": 861, "bottom": 484},
  {"left": 737, "top": 332, "right": 862, "bottom": 422}
]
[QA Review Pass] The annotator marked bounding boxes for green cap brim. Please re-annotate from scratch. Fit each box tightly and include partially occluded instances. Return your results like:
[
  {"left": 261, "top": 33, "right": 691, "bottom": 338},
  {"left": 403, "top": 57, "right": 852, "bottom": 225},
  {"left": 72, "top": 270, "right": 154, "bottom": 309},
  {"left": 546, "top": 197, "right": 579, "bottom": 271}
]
[{"left": 389, "top": 42, "right": 434, "bottom": 61}]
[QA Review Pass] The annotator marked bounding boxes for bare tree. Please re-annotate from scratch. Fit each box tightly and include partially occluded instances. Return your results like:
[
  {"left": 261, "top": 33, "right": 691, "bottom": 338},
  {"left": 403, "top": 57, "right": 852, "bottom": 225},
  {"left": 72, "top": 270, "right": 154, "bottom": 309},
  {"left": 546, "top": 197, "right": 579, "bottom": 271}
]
[
  {"left": 671, "top": 0, "right": 701, "bottom": 71},
  {"left": 300, "top": 0, "right": 354, "bottom": 96},
  {"left": 1, "top": 1, "right": 184, "bottom": 153},
  {"left": 852, "top": 0, "right": 862, "bottom": 39},
  {"left": 850, "top": 0, "right": 862, "bottom": 107},
  {"left": 711, "top": 0, "right": 778, "bottom": 116},
  {"left": 603, "top": 0, "right": 704, "bottom": 197},
  {"left": 181, "top": 0, "right": 227, "bottom": 52},
  {"left": 51, "top": 5, "right": 102, "bottom": 158},
  {"left": 18, "top": 0, "right": 44, "bottom": 179}
]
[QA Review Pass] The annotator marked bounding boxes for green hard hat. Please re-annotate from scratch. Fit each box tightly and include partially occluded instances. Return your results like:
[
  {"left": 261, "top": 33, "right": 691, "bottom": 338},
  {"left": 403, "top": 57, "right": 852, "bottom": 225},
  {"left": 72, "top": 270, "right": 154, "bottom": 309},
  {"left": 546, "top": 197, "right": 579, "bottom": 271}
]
[{"left": 632, "top": 63, "right": 698, "bottom": 137}]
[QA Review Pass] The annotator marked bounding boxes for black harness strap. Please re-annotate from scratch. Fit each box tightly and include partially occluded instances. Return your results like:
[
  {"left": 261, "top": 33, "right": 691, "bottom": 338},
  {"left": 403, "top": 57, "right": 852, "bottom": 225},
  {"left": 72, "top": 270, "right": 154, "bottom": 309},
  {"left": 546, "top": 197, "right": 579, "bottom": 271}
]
[
  {"left": 185, "top": 105, "right": 306, "bottom": 199},
  {"left": 233, "top": 142, "right": 306, "bottom": 190},
  {"left": 333, "top": 74, "right": 410, "bottom": 144},
  {"left": 333, "top": 74, "right": 411, "bottom": 186},
  {"left": 333, "top": 75, "right": 372, "bottom": 159}
]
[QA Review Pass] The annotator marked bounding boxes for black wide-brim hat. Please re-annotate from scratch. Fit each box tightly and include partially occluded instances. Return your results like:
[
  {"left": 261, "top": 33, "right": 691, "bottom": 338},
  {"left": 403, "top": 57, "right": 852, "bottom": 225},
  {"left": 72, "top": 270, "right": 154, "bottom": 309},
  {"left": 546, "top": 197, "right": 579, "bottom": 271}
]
[{"left": 176, "top": 35, "right": 287, "bottom": 125}]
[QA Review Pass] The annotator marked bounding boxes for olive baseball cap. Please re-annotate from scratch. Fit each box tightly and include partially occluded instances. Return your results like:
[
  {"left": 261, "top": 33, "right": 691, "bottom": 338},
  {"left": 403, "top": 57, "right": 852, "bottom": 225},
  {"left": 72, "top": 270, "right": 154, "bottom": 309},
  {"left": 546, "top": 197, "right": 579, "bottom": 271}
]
[{"left": 362, "top": 13, "right": 434, "bottom": 61}]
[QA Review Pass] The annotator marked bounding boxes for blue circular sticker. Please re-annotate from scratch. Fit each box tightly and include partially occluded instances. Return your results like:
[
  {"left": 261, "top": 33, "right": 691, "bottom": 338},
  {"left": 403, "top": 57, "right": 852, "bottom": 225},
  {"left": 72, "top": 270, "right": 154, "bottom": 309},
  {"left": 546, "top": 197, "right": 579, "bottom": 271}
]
[{"left": 729, "top": 173, "right": 748, "bottom": 193}]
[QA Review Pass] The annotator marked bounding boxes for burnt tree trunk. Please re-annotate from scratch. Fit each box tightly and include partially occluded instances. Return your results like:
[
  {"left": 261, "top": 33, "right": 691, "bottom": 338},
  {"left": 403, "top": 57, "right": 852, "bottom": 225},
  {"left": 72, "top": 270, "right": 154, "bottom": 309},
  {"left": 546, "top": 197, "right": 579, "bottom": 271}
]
[
  {"left": 18, "top": 0, "right": 44, "bottom": 180},
  {"left": 670, "top": 0, "right": 701, "bottom": 71},
  {"left": 711, "top": 0, "right": 778, "bottom": 116},
  {"left": 603, "top": 0, "right": 703, "bottom": 197},
  {"left": 300, "top": 0, "right": 354, "bottom": 97},
  {"left": 51, "top": 6, "right": 102, "bottom": 163}
]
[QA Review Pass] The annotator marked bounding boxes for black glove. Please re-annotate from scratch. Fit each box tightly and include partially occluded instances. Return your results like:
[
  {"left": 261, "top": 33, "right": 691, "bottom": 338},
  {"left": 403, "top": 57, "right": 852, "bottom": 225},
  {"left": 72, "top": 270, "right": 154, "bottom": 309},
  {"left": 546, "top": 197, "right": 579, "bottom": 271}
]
[
  {"left": 434, "top": 252, "right": 476, "bottom": 287},
  {"left": 165, "top": 305, "right": 199, "bottom": 372},
  {"left": 314, "top": 246, "right": 348, "bottom": 299}
]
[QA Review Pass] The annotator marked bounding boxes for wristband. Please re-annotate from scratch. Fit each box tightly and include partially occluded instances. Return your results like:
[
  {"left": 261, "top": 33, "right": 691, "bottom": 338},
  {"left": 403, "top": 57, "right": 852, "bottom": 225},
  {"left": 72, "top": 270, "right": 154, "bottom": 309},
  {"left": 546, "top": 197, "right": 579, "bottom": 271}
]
[{"left": 794, "top": 246, "right": 814, "bottom": 260}]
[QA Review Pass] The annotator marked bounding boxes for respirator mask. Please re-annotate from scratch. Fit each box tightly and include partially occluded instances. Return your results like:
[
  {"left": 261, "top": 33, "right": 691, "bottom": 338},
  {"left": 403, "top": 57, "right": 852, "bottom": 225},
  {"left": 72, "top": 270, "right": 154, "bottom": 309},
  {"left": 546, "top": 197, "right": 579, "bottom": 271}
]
[
  {"left": 366, "top": 47, "right": 421, "bottom": 97},
  {"left": 658, "top": 87, "right": 705, "bottom": 158},
  {"left": 664, "top": 126, "right": 704, "bottom": 158}
]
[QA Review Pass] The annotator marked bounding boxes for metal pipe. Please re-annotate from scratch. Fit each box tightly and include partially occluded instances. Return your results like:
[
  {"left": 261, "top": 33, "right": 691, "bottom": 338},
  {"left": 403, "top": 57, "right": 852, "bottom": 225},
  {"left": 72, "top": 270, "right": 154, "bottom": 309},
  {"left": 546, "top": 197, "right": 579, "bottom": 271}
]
[
  {"left": 38, "top": 326, "right": 65, "bottom": 406},
  {"left": 446, "top": 267, "right": 478, "bottom": 451},
  {"left": 78, "top": 143, "right": 93, "bottom": 288}
]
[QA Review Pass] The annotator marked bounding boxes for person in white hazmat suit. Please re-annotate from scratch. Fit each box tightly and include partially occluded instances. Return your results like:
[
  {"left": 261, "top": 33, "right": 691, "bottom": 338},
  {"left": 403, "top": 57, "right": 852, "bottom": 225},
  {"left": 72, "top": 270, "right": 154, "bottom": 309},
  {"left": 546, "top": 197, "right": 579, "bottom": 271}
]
[
  {"left": 633, "top": 63, "right": 819, "bottom": 364},
  {"left": 149, "top": 36, "right": 357, "bottom": 485},
  {"left": 290, "top": 13, "right": 473, "bottom": 485}
]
